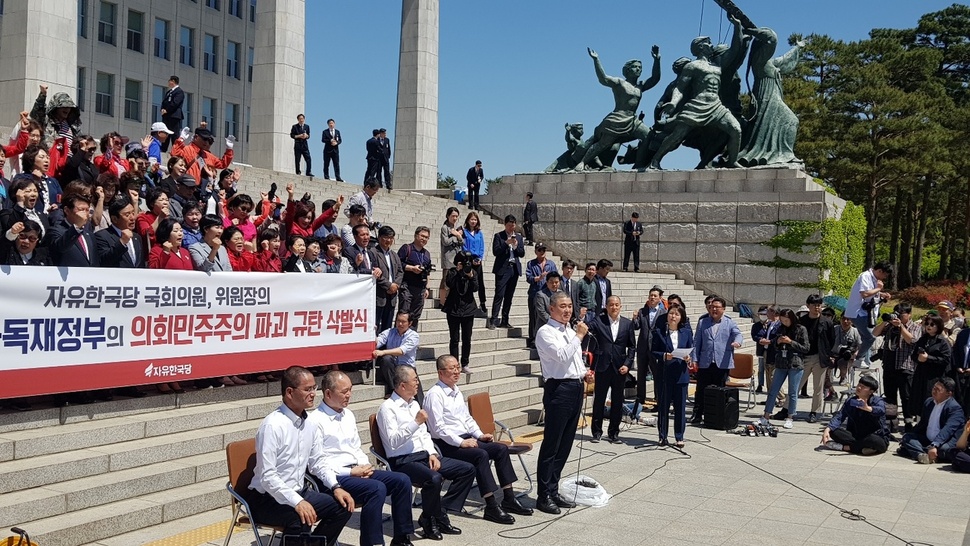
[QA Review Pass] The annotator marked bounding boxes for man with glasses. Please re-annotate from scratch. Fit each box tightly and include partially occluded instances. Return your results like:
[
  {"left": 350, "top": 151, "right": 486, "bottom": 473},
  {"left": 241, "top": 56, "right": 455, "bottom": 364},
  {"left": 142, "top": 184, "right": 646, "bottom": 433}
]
[
  {"left": 689, "top": 295, "right": 742, "bottom": 425},
  {"left": 874, "top": 303, "right": 921, "bottom": 431},
  {"left": 897, "top": 378, "right": 965, "bottom": 464},
  {"left": 171, "top": 127, "right": 234, "bottom": 185},
  {"left": 61, "top": 135, "right": 99, "bottom": 185}
]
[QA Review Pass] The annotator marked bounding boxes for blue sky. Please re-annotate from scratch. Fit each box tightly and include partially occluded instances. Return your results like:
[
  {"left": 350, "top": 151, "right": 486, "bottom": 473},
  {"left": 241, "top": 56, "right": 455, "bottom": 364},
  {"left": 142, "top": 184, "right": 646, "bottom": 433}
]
[{"left": 303, "top": 0, "right": 958, "bottom": 187}]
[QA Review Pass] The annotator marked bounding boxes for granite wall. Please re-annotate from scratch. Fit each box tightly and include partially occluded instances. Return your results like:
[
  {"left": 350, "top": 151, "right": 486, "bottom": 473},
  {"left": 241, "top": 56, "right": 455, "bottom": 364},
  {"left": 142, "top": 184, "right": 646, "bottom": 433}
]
[{"left": 482, "top": 168, "right": 847, "bottom": 309}]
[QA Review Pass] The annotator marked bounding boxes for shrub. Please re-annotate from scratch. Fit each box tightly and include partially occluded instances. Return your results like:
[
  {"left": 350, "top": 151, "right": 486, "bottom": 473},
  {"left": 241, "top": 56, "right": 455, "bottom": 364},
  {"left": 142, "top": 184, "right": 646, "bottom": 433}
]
[{"left": 896, "top": 280, "right": 970, "bottom": 309}]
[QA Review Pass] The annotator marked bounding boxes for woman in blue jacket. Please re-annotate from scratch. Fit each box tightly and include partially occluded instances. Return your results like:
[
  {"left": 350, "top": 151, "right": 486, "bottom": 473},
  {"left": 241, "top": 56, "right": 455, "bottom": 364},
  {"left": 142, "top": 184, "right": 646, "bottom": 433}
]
[
  {"left": 462, "top": 211, "right": 487, "bottom": 315},
  {"left": 652, "top": 304, "right": 694, "bottom": 448}
]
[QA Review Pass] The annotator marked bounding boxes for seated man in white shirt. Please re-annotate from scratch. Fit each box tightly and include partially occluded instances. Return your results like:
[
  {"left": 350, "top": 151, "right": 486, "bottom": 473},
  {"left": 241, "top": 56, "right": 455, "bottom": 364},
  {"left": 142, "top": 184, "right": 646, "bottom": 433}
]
[
  {"left": 377, "top": 365, "right": 475, "bottom": 540},
  {"left": 309, "top": 371, "right": 416, "bottom": 546},
  {"left": 374, "top": 312, "right": 422, "bottom": 402},
  {"left": 247, "top": 366, "right": 355, "bottom": 545},
  {"left": 423, "top": 355, "right": 532, "bottom": 524}
]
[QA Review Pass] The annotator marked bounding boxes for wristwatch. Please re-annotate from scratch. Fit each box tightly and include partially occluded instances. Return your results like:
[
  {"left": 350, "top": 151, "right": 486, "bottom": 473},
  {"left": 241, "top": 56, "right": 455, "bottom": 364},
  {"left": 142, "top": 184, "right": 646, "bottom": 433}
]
[{"left": 332, "top": 482, "right": 343, "bottom": 490}]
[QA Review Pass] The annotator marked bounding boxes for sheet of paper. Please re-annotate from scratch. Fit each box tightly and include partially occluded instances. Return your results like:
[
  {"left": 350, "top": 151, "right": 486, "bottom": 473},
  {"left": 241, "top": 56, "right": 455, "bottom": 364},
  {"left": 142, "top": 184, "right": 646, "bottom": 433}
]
[{"left": 671, "top": 348, "right": 692, "bottom": 359}]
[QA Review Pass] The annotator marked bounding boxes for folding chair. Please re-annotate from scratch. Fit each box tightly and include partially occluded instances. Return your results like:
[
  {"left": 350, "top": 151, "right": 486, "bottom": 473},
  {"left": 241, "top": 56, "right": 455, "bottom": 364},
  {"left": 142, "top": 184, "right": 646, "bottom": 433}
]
[
  {"left": 725, "top": 353, "right": 756, "bottom": 410},
  {"left": 223, "top": 438, "right": 285, "bottom": 546},
  {"left": 368, "top": 414, "right": 421, "bottom": 508},
  {"left": 466, "top": 392, "right": 534, "bottom": 498}
]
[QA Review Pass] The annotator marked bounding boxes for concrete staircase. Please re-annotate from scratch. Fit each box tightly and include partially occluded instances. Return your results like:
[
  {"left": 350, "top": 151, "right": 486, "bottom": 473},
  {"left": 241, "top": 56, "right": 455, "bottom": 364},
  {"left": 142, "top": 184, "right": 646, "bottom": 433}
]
[{"left": 0, "top": 168, "right": 753, "bottom": 546}]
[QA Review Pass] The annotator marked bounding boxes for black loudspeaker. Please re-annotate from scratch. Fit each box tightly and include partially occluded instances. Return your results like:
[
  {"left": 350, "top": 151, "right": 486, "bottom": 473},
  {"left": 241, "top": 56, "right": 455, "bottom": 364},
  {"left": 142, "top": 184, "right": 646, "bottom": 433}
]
[{"left": 704, "top": 386, "right": 739, "bottom": 430}]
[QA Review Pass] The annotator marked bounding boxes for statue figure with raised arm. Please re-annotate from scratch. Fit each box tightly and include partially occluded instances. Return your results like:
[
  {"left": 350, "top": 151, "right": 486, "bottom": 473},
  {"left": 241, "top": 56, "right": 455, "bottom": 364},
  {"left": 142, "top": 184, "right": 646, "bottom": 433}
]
[
  {"left": 648, "top": 16, "right": 745, "bottom": 170},
  {"left": 571, "top": 45, "right": 661, "bottom": 171}
]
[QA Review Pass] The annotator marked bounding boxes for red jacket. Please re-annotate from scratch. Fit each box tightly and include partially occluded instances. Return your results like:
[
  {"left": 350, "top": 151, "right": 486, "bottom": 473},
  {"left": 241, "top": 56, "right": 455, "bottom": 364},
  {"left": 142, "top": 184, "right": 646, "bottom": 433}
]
[{"left": 171, "top": 138, "right": 233, "bottom": 184}]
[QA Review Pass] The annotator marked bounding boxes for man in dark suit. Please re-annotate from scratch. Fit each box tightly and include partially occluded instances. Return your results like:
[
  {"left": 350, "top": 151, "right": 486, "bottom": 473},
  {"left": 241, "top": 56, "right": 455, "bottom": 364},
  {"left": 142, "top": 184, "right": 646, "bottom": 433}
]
[
  {"left": 586, "top": 295, "right": 636, "bottom": 443},
  {"left": 490, "top": 215, "right": 525, "bottom": 330},
  {"left": 633, "top": 286, "right": 666, "bottom": 407},
  {"left": 898, "top": 377, "right": 965, "bottom": 464},
  {"left": 369, "top": 225, "right": 405, "bottom": 333},
  {"left": 49, "top": 194, "right": 100, "bottom": 267},
  {"left": 95, "top": 196, "right": 145, "bottom": 268},
  {"left": 522, "top": 192, "right": 538, "bottom": 245},
  {"left": 592, "top": 259, "right": 613, "bottom": 317},
  {"left": 159, "top": 76, "right": 184, "bottom": 152},
  {"left": 951, "top": 327, "right": 970, "bottom": 415},
  {"left": 378, "top": 128, "right": 392, "bottom": 190},
  {"left": 322, "top": 118, "right": 342, "bottom": 181},
  {"left": 289, "top": 114, "right": 312, "bottom": 176},
  {"left": 365, "top": 129, "right": 382, "bottom": 183},
  {"left": 622, "top": 211, "right": 642, "bottom": 272},
  {"left": 690, "top": 295, "right": 743, "bottom": 425},
  {"left": 343, "top": 224, "right": 377, "bottom": 275},
  {"left": 466, "top": 160, "right": 484, "bottom": 211}
]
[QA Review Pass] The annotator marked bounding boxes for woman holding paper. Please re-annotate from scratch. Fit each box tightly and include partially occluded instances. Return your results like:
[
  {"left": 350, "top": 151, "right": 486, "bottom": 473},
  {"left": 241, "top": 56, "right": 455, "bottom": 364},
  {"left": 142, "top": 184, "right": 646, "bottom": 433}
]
[{"left": 651, "top": 304, "right": 694, "bottom": 447}]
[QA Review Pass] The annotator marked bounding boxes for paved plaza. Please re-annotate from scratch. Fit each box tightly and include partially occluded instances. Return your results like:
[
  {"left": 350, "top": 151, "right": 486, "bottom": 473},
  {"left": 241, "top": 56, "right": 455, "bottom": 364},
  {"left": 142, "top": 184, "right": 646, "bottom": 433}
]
[{"left": 91, "top": 391, "right": 970, "bottom": 546}]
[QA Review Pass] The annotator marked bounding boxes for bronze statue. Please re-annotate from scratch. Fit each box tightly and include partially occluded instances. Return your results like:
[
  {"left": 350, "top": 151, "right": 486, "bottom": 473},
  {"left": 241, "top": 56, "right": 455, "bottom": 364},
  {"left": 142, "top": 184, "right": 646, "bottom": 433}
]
[
  {"left": 648, "top": 16, "right": 746, "bottom": 169},
  {"left": 571, "top": 46, "right": 661, "bottom": 171},
  {"left": 544, "top": 123, "right": 585, "bottom": 172},
  {"left": 737, "top": 28, "right": 804, "bottom": 166}
]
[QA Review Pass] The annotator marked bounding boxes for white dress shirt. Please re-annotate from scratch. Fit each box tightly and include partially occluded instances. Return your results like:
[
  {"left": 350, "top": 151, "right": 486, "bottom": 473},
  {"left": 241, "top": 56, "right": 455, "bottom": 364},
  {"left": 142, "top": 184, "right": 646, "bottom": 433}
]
[
  {"left": 609, "top": 315, "right": 620, "bottom": 341},
  {"left": 423, "top": 380, "right": 482, "bottom": 447},
  {"left": 535, "top": 318, "right": 587, "bottom": 380},
  {"left": 377, "top": 392, "right": 437, "bottom": 458},
  {"left": 249, "top": 404, "right": 334, "bottom": 508},
  {"left": 307, "top": 403, "right": 368, "bottom": 488}
]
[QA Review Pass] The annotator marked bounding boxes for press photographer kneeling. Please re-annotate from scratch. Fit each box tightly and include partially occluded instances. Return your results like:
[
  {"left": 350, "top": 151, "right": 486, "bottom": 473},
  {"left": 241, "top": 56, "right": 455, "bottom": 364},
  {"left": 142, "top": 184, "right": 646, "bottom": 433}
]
[{"left": 818, "top": 375, "right": 890, "bottom": 456}]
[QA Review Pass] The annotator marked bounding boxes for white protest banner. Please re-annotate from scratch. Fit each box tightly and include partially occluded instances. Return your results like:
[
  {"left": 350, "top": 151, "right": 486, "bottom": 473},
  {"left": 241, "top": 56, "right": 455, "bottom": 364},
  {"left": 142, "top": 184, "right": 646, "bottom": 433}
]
[{"left": 0, "top": 266, "right": 375, "bottom": 397}]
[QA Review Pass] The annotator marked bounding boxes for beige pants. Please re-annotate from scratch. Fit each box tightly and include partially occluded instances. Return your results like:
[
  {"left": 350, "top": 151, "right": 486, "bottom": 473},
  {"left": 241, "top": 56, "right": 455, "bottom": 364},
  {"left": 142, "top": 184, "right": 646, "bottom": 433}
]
[{"left": 798, "top": 354, "right": 826, "bottom": 414}]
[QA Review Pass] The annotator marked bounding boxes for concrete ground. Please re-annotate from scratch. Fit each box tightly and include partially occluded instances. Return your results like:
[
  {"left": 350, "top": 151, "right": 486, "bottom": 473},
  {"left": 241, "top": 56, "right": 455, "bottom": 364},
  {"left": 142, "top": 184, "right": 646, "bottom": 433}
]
[{"left": 92, "top": 397, "right": 970, "bottom": 546}]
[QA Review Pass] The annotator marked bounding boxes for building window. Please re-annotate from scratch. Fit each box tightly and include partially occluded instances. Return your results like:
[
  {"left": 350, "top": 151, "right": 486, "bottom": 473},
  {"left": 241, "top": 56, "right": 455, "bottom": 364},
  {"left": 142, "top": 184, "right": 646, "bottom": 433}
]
[
  {"left": 97, "top": 2, "right": 116, "bottom": 45},
  {"left": 77, "top": 67, "right": 87, "bottom": 112},
  {"left": 203, "top": 34, "right": 218, "bottom": 73},
  {"left": 95, "top": 72, "right": 114, "bottom": 116},
  {"left": 246, "top": 106, "right": 251, "bottom": 143},
  {"left": 202, "top": 97, "right": 217, "bottom": 137},
  {"left": 154, "top": 18, "right": 170, "bottom": 60},
  {"left": 248, "top": 47, "right": 254, "bottom": 83},
  {"left": 152, "top": 85, "right": 165, "bottom": 122},
  {"left": 124, "top": 79, "right": 142, "bottom": 122},
  {"left": 205, "top": 0, "right": 220, "bottom": 10},
  {"left": 250, "top": 0, "right": 256, "bottom": 23},
  {"left": 225, "top": 102, "right": 239, "bottom": 138},
  {"left": 229, "top": 0, "right": 242, "bottom": 18},
  {"left": 226, "top": 41, "right": 241, "bottom": 80},
  {"left": 126, "top": 10, "right": 143, "bottom": 53},
  {"left": 184, "top": 92, "right": 194, "bottom": 128},
  {"left": 78, "top": 0, "right": 88, "bottom": 38},
  {"left": 179, "top": 26, "right": 194, "bottom": 66}
]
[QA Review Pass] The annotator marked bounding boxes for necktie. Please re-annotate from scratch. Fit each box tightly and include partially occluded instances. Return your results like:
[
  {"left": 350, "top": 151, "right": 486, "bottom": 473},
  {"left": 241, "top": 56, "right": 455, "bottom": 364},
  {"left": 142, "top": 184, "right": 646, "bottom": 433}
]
[
  {"left": 362, "top": 247, "right": 370, "bottom": 269},
  {"left": 78, "top": 232, "right": 88, "bottom": 260},
  {"left": 128, "top": 238, "right": 137, "bottom": 263}
]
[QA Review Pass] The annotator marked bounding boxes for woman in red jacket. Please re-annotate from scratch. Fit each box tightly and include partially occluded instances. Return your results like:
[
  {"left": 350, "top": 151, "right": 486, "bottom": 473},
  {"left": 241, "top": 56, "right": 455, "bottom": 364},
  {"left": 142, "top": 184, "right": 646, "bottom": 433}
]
[
  {"left": 149, "top": 218, "right": 193, "bottom": 270},
  {"left": 136, "top": 187, "right": 169, "bottom": 249},
  {"left": 221, "top": 225, "right": 258, "bottom": 272},
  {"left": 282, "top": 181, "right": 342, "bottom": 239},
  {"left": 255, "top": 227, "right": 283, "bottom": 272}
]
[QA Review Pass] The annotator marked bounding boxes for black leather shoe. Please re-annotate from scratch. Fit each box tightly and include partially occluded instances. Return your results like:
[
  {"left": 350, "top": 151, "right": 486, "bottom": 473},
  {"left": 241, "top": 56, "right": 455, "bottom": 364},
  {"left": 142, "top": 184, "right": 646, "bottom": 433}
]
[
  {"left": 807, "top": 412, "right": 818, "bottom": 424},
  {"left": 502, "top": 495, "right": 534, "bottom": 516},
  {"left": 590, "top": 433, "right": 602, "bottom": 443},
  {"left": 771, "top": 408, "right": 789, "bottom": 420},
  {"left": 535, "top": 496, "right": 560, "bottom": 515},
  {"left": 390, "top": 535, "right": 414, "bottom": 546},
  {"left": 499, "top": 321, "right": 513, "bottom": 328},
  {"left": 483, "top": 504, "right": 515, "bottom": 524},
  {"left": 487, "top": 321, "right": 497, "bottom": 330},
  {"left": 436, "top": 516, "right": 461, "bottom": 535},
  {"left": 689, "top": 415, "right": 703, "bottom": 425},
  {"left": 418, "top": 513, "right": 442, "bottom": 541},
  {"left": 551, "top": 494, "right": 577, "bottom": 509},
  {"left": 607, "top": 434, "right": 624, "bottom": 445}
]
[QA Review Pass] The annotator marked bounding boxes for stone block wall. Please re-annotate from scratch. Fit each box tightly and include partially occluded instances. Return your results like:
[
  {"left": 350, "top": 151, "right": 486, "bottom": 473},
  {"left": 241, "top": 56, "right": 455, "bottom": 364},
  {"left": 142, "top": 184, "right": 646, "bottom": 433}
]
[{"left": 482, "top": 168, "right": 846, "bottom": 309}]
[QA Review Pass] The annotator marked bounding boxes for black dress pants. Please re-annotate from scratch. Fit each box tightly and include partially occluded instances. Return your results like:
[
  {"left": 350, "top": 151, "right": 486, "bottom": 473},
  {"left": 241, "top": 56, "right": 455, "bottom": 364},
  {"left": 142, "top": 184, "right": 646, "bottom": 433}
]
[
  {"left": 434, "top": 438, "right": 518, "bottom": 497},
  {"left": 447, "top": 314, "right": 475, "bottom": 366},
  {"left": 536, "top": 378, "right": 582, "bottom": 498},
  {"left": 592, "top": 366, "right": 625, "bottom": 437},
  {"left": 623, "top": 241, "right": 640, "bottom": 270},
  {"left": 294, "top": 147, "right": 311, "bottom": 175},
  {"left": 390, "top": 454, "right": 476, "bottom": 516},
  {"left": 246, "top": 488, "right": 351, "bottom": 543},
  {"left": 491, "top": 269, "right": 518, "bottom": 324},
  {"left": 829, "top": 427, "right": 889, "bottom": 455},
  {"left": 324, "top": 149, "right": 340, "bottom": 179}
]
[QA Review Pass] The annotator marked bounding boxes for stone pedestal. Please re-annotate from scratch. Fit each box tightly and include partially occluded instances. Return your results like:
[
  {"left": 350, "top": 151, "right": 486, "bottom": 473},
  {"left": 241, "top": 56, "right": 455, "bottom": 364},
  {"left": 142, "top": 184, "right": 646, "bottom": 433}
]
[
  {"left": 0, "top": 1, "right": 78, "bottom": 122},
  {"left": 392, "top": 0, "right": 438, "bottom": 190},
  {"left": 248, "top": 0, "right": 306, "bottom": 173},
  {"left": 483, "top": 168, "right": 847, "bottom": 309}
]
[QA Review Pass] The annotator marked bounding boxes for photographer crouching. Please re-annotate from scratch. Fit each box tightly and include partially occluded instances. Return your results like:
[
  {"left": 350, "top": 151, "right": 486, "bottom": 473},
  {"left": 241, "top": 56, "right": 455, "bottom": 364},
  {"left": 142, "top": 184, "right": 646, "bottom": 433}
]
[{"left": 444, "top": 250, "right": 479, "bottom": 374}]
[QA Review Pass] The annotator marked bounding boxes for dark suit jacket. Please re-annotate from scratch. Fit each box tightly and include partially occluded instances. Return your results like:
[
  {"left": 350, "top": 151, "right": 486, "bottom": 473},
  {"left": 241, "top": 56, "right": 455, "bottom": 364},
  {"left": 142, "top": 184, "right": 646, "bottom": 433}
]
[
  {"left": 342, "top": 243, "right": 373, "bottom": 274},
  {"left": 369, "top": 246, "right": 404, "bottom": 307},
  {"left": 94, "top": 226, "right": 146, "bottom": 268},
  {"left": 283, "top": 255, "right": 313, "bottom": 273},
  {"left": 634, "top": 305, "right": 666, "bottom": 372},
  {"left": 586, "top": 314, "right": 636, "bottom": 373},
  {"left": 0, "top": 205, "right": 52, "bottom": 256},
  {"left": 523, "top": 200, "right": 538, "bottom": 224},
  {"left": 491, "top": 231, "right": 524, "bottom": 275},
  {"left": 379, "top": 138, "right": 391, "bottom": 161},
  {"left": 161, "top": 87, "right": 185, "bottom": 120},
  {"left": 290, "top": 123, "right": 311, "bottom": 151},
  {"left": 49, "top": 218, "right": 99, "bottom": 267},
  {"left": 466, "top": 166, "right": 483, "bottom": 187},
  {"left": 651, "top": 324, "right": 694, "bottom": 385},
  {"left": 5, "top": 246, "right": 50, "bottom": 266},
  {"left": 592, "top": 275, "right": 613, "bottom": 312},
  {"left": 322, "top": 127, "right": 342, "bottom": 152},
  {"left": 914, "top": 396, "right": 965, "bottom": 447},
  {"left": 623, "top": 220, "right": 641, "bottom": 245},
  {"left": 366, "top": 137, "right": 382, "bottom": 161}
]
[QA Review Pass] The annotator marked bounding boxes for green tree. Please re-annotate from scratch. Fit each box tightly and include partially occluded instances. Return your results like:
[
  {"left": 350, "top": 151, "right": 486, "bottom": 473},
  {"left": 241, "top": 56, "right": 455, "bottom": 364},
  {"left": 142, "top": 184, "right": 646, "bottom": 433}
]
[{"left": 436, "top": 171, "right": 457, "bottom": 190}]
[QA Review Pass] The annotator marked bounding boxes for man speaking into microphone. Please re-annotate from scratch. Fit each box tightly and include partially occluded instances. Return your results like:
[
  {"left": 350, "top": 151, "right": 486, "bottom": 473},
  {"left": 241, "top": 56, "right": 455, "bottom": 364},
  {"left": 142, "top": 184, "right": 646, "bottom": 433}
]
[{"left": 534, "top": 292, "right": 595, "bottom": 514}]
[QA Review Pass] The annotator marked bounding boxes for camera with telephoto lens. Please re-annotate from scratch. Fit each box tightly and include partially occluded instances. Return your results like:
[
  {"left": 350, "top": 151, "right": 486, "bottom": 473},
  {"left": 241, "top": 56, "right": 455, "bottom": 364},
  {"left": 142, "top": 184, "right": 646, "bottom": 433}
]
[
  {"left": 838, "top": 347, "right": 854, "bottom": 361},
  {"left": 453, "top": 250, "right": 476, "bottom": 270},
  {"left": 881, "top": 312, "right": 898, "bottom": 322},
  {"left": 418, "top": 263, "right": 436, "bottom": 282}
]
